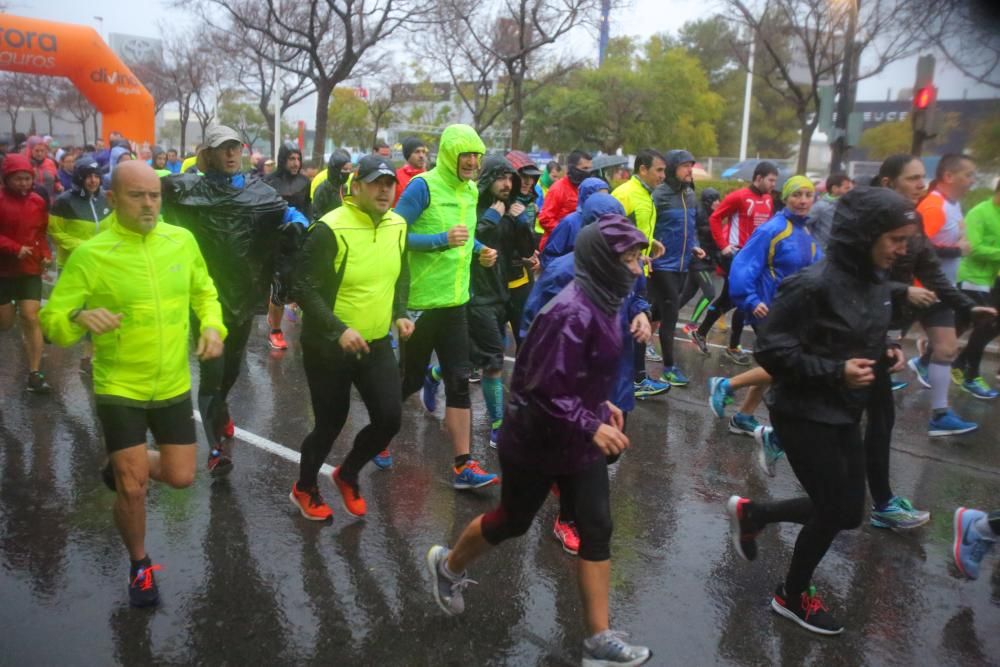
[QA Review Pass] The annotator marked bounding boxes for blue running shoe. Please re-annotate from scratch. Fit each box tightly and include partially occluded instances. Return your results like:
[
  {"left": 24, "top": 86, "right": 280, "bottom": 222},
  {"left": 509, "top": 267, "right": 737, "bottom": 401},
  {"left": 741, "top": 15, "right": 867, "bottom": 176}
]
[
  {"left": 928, "top": 409, "right": 977, "bottom": 437},
  {"left": 908, "top": 357, "right": 930, "bottom": 389},
  {"left": 953, "top": 507, "right": 995, "bottom": 580},
  {"left": 660, "top": 366, "right": 690, "bottom": 387},
  {"left": 753, "top": 426, "right": 784, "bottom": 478},
  {"left": 372, "top": 448, "right": 393, "bottom": 470},
  {"left": 708, "top": 377, "right": 732, "bottom": 418},
  {"left": 453, "top": 460, "right": 499, "bottom": 490},
  {"left": 960, "top": 377, "right": 999, "bottom": 400},
  {"left": 890, "top": 376, "right": 909, "bottom": 392},
  {"left": 489, "top": 428, "right": 499, "bottom": 449},
  {"left": 729, "top": 412, "right": 760, "bottom": 437},
  {"left": 870, "top": 496, "right": 930, "bottom": 530},
  {"left": 422, "top": 366, "right": 441, "bottom": 413},
  {"left": 634, "top": 377, "right": 670, "bottom": 399}
]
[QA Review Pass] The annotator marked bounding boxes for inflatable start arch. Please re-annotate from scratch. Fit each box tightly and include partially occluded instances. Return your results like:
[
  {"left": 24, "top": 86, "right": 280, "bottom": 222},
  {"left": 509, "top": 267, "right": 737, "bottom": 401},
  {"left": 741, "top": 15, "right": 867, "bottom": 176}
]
[{"left": 1, "top": 15, "right": 154, "bottom": 144}]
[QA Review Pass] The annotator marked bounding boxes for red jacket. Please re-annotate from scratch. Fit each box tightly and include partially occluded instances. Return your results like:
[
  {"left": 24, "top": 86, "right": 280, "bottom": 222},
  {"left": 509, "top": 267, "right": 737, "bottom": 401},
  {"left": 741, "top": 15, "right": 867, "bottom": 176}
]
[
  {"left": 0, "top": 155, "right": 51, "bottom": 277},
  {"left": 394, "top": 164, "right": 424, "bottom": 206},
  {"left": 709, "top": 186, "right": 774, "bottom": 252},
  {"left": 537, "top": 176, "right": 578, "bottom": 249}
]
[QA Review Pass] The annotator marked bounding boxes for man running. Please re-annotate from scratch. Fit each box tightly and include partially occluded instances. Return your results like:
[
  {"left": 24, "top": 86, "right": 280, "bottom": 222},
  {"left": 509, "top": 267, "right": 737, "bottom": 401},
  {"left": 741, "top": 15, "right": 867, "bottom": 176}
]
[
  {"left": 537, "top": 150, "right": 592, "bottom": 249},
  {"left": 395, "top": 137, "right": 428, "bottom": 206},
  {"left": 40, "top": 161, "right": 226, "bottom": 607},
  {"left": 0, "top": 153, "right": 52, "bottom": 393},
  {"left": 691, "top": 161, "right": 778, "bottom": 364},
  {"left": 289, "top": 155, "right": 412, "bottom": 521},
  {"left": 392, "top": 124, "right": 498, "bottom": 488},
  {"left": 503, "top": 150, "right": 543, "bottom": 350},
  {"left": 311, "top": 149, "right": 353, "bottom": 221},
  {"left": 161, "top": 125, "right": 308, "bottom": 476}
]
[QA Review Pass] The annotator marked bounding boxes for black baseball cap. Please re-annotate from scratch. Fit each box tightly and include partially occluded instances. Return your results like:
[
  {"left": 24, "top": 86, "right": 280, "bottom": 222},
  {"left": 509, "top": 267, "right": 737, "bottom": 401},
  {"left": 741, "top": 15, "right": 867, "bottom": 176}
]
[{"left": 356, "top": 154, "right": 397, "bottom": 183}]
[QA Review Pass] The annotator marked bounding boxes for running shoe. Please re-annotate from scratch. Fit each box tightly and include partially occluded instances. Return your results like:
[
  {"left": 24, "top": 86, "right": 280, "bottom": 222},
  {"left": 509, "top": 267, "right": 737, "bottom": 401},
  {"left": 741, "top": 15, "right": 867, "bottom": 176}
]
[
  {"left": 753, "top": 426, "right": 784, "bottom": 478},
  {"left": 644, "top": 343, "right": 662, "bottom": 362},
  {"left": 707, "top": 377, "right": 732, "bottom": 418},
  {"left": 688, "top": 328, "right": 709, "bottom": 355},
  {"left": 552, "top": 518, "right": 580, "bottom": 556},
  {"left": 207, "top": 448, "right": 233, "bottom": 477},
  {"left": 26, "top": 371, "right": 51, "bottom": 394},
  {"left": 960, "top": 377, "right": 999, "bottom": 400},
  {"left": 728, "top": 412, "right": 760, "bottom": 437},
  {"left": 332, "top": 467, "right": 366, "bottom": 517},
  {"left": 953, "top": 507, "right": 995, "bottom": 580},
  {"left": 268, "top": 330, "right": 288, "bottom": 350},
  {"left": 582, "top": 629, "right": 651, "bottom": 667},
  {"left": 452, "top": 460, "right": 499, "bottom": 490},
  {"left": 951, "top": 368, "right": 965, "bottom": 386},
  {"left": 426, "top": 545, "right": 476, "bottom": 616},
  {"left": 870, "top": 496, "right": 930, "bottom": 530},
  {"left": 660, "top": 366, "right": 690, "bottom": 387},
  {"left": 928, "top": 409, "right": 978, "bottom": 437},
  {"left": 890, "top": 376, "right": 908, "bottom": 392},
  {"left": 633, "top": 377, "right": 670, "bottom": 399},
  {"left": 770, "top": 584, "right": 844, "bottom": 636},
  {"left": 908, "top": 357, "right": 930, "bottom": 389},
  {"left": 289, "top": 482, "right": 333, "bottom": 521},
  {"left": 421, "top": 366, "right": 440, "bottom": 413},
  {"left": 489, "top": 428, "right": 500, "bottom": 449},
  {"left": 724, "top": 346, "right": 752, "bottom": 366},
  {"left": 725, "top": 495, "right": 758, "bottom": 561},
  {"left": 128, "top": 557, "right": 161, "bottom": 608},
  {"left": 223, "top": 418, "right": 235, "bottom": 440},
  {"left": 372, "top": 449, "right": 393, "bottom": 470},
  {"left": 469, "top": 368, "right": 482, "bottom": 383},
  {"left": 101, "top": 460, "right": 116, "bottom": 492}
]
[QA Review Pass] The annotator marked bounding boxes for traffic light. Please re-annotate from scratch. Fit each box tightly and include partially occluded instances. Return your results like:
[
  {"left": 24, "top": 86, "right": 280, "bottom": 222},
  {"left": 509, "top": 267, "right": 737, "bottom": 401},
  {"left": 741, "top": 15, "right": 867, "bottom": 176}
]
[{"left": 911, "top": 55, "right": 938, "bottom": 154}]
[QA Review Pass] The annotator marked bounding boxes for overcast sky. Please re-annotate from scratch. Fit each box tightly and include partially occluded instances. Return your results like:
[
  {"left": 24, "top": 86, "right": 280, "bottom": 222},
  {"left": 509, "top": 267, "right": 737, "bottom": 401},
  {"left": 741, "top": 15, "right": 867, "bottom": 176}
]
[{"left": 13, "top": 0, "right": 997, "bottom": 126}]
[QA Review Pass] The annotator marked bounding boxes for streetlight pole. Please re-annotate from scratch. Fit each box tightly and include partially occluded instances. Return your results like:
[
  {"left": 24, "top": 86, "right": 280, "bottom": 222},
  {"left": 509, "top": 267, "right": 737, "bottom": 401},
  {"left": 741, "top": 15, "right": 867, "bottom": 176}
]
[
  {"left": 830, "top": 0, "right": 858, "bottom": 174},
  {"left": 739, "top": 30, "right": 755, "bottom": 162}
]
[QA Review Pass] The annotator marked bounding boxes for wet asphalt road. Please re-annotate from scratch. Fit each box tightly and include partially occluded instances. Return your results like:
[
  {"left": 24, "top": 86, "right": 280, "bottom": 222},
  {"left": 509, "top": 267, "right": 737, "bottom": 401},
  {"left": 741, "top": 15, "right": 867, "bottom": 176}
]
[{"left": 1, "top": 314, "right": 998, "bottom": 667}]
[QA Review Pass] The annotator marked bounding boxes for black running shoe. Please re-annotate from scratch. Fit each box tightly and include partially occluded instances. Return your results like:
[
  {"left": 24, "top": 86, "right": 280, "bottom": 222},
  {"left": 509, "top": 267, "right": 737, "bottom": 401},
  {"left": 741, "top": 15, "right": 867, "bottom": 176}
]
[
  {"left": 101, "top": 460, "right": 116, "bottom": 491},
  {"left": 27, "top": 371, "right": 51, "bottom": 394},
  {"left": 726, "top": 495, "right": 758, "bottom": 561},
  {"left": 688, "top": 329, "right": 709, "bottom": 355},
  {"left": 128, "top": 557, "right": 161, "bottom": 608},
  {"left": 770, "top": 584, "right": 844, "bottom": 635}
]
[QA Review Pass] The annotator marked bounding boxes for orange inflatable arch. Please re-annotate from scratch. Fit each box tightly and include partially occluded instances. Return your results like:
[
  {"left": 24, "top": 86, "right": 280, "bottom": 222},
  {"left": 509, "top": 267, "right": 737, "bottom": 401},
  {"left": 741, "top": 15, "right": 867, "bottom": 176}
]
[{"left": 0, "top": 15, "right": 154, "bottom": 144}]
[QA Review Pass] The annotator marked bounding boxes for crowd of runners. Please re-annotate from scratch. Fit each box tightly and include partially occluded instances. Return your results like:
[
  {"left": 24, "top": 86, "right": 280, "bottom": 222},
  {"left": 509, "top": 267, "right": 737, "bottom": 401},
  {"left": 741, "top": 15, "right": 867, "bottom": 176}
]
[{"left": 1, "top": 125, "right": 998, "bottom": 666}]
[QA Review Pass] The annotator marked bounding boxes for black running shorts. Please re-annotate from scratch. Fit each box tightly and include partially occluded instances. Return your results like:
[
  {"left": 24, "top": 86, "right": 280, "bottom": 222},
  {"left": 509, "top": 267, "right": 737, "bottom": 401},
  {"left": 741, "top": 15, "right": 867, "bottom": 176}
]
[
  {"left": 0, "top": 274, "right": 42, "bottom": 303},
  {"left": 96, "top": 396, "right": 197, "bottom": 453}
]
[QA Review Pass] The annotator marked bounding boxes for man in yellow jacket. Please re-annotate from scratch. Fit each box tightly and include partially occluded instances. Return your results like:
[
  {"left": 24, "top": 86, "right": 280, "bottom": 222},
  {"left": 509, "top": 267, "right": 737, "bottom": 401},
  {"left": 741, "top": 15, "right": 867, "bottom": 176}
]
[{"left": 40, "top": 161, "right": 226, "bottom": 609}]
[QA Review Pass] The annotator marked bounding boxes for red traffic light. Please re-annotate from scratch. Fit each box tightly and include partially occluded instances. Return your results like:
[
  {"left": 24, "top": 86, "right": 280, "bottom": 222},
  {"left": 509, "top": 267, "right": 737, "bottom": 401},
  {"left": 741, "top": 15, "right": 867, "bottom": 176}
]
[{"left": 914, "top": 85, "right": 935, "bottom": 110}]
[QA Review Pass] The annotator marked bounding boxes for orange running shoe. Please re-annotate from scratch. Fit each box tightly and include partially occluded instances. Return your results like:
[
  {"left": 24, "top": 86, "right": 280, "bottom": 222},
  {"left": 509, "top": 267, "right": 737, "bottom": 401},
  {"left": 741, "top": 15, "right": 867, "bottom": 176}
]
[
  {"left": 268, "top": 330, "right": 288, "bottom": 350},
  {"left": 332, "top": 467, "right": 367, "bottom": 517},
  {"left": 289, "top": 482, "right": 333, "bottom": 521}
]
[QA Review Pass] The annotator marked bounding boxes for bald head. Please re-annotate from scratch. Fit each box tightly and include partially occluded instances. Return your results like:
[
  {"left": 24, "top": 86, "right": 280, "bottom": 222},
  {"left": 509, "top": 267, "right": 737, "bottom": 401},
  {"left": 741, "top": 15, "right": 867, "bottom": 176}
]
[{"left": 108, "top": 161, "right": 162, "bottom": 235}]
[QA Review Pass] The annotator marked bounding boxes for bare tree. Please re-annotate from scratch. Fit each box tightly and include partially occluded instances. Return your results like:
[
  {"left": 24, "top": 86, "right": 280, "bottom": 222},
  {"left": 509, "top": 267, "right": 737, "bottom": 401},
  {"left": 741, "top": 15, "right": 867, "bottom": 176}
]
[
  {"left": 56, "top": 81, "right": 97, "bottom": 145},
  {"left": 0, "top": 72, "right": 34, "bottom": 136},
  {"left": 916, "top": 0, "right": 1000, "bottom": 91},
  {"left": 185, "top": 0, "right": 438, "bottom": 163},
  {"left": 364, "top": 81, "right": 401, "bottom": 148},
  {"left": 724, "top": 0, "right": 930, "bottom": 172},
  {"left": 26, "top": 75, "right": 62, "bottom": 135}
]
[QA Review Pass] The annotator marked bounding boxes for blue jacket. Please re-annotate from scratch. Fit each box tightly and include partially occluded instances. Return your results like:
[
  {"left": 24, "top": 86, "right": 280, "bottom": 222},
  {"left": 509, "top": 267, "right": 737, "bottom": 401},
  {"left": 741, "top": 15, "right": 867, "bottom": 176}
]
[
  {"left": 541, "top": 190, "right": 624, "bottom": 268},
  {"left": 650, "top": 152, "right": 698, "bottom": 272},
  {"left": 730, "top": 208, "right": 821, "bottom": 324},
  {"left": 540, "top": 178, "right": 609, "bottom": 267},
  {"left": 519, "top": 251, "right": 648, "bottom": 413}
]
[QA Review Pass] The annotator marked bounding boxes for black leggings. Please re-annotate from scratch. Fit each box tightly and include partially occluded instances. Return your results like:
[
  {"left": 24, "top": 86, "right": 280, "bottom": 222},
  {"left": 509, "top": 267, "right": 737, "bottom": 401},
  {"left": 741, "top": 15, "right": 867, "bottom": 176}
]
[
  {"left": 748, "top": 412, "right": 866, "bottom": 598},
  {"left": 506, "top": 281, "right": 532, "bottom": 353},
  {"left": 863, "top": 363, "right": 895, "bottom": 508},
  {"left": 679, "top": 269, "right": 716, "bottom": 316},
  {"left": 954, "top": 284, "right": 1000, "bottom": 380},
  {"left": 197, "top": 315, "right": 254, "bottom": 447},
  {"left": 482, "top": 456, "right": 612, "bottom": 561},
  {"left": 990, "top": 511, "right": 1000, "bottom": 534},
  {"left": 298, "top": 337, "right": 402, "bottom": 488},
  {"left": 650, "top": 271, "right": 686, "bottom": 367},
  {"left": 695, "top": 276, "right": 745, "bottom": 349},
  {"left": 400, "top": 305, "right": 472, "bottom": 409}
]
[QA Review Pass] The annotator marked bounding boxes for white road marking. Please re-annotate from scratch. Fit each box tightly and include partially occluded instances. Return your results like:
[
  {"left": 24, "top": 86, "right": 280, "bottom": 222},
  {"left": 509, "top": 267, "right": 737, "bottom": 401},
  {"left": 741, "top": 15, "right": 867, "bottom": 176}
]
[{"left": 193, "top": 411, "right": 334, "bottom": 476}]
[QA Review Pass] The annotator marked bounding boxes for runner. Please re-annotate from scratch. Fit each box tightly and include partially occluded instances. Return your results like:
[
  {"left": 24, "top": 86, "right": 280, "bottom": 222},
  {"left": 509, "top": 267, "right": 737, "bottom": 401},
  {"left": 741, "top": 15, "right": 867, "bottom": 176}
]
[
  {"left": 707, "top": 176, "right": 820, "bottom": 471},
  {"left": 537, "top": 150, "right": 593, "bottom": 250},
  {"left": 289, "top": 155, "right": 412, "bottom": 521},
  {"left": 649, "top": 149, "right": 706, "bottom": 388},
  {"left": 726, "top": 186, "right": 918, "bottom": 635},
  {"left": 39, "top": 161, "right": 226, "bottom": 607},
  {"left": 161, "top": 125, "right": 308, "bottom": 476},
  {"left": 953, "top": 507, "right": 998, "bottom": 580},
  {"left": 679, "top": 187, "right": 721, "bottom": 333},
  {"left": 395, "top": 137, "right": 428, "bottom": 206},
  {"left": 392, "top": 124, "right": 498, "bottom": 488},
  {"left": 427, "top": 216, "right": 652, "bottom": 666},
  {"left": 503, "top": 150, "right": 543, "bottom": 351},
  {"left": 0, "top": 153, "right": 52, "bottom": 393},
  {"left": 311, "top": 149, "right": 353, "bottom": 221},
  {"left": 691, "top": 161, "right": 778, "bottom": 364},
  {"left": 806, "top": 172, "right": 852, "bottom": 252}
]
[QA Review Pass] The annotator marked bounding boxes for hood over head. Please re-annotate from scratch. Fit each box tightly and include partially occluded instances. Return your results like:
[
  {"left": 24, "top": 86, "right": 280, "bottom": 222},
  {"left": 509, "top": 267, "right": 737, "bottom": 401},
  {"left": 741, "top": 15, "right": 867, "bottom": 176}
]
[
  {"left": 505, "top": 150, "right": 541, "bottom": 177},
  {"left": 573, "top": 214, "right": 648, "bottom": 316},
  {"left": 2, "top": 153, "right": 33, "bottom": 180},
  {"left": 663, "top": 149, "right": 696, "bottom": 191},
  {"left": 434, "top": 124, "right": 486, "bottom": 188},
  {"left": 326, "top": 149, "right": 353, "bottom": 187},
  {"left": 575, "top": 177, "right": 610, "bottom": 212},
  {"left": 827, "top": 186, "right": 916, "bottom": 277},
  {"left": 72, "top": 155, "right": 102, "bottom": 191},
  {"left": 477, "top": 154, "right": 517, "bottom": 202},
  {"left": 276, "top": 141, "right": 303, "bottom": 176},
  {"left": 581, "top": 193, "right": 625, "bottom": 227},
  {"left": 109, "top": 145, "right": 132, "bottom": 175},
  {"left": 701, "top": 187, "right": 721, "bottom": 207},
  {"left": 151, "top": 145, "right": 166, "bottom": 160}
]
